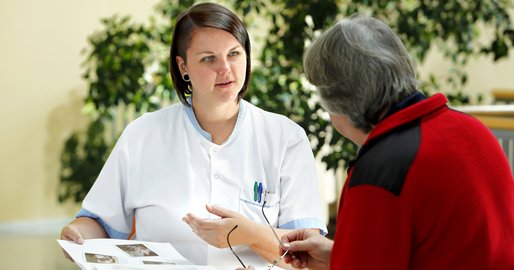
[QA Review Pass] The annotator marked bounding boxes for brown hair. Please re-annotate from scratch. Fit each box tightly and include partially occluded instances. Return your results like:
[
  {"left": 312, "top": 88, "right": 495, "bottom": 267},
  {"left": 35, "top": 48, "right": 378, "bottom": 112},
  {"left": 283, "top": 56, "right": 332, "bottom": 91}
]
[{"left": 169, "top": 2, "right": 251, "bottom": 106}]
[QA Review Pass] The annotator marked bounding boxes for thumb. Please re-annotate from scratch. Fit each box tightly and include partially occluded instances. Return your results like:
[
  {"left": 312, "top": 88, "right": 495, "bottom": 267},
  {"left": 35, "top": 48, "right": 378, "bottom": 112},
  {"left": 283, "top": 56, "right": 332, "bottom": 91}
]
[
  {"left": 206, "top": 204, "right": 236, "bottom": 218},
  {"left": 62, "top": 225, "right": 84, "bottom": 244},
  {"left": 282, "top": 238, "right": 314, "bottom": 253}
]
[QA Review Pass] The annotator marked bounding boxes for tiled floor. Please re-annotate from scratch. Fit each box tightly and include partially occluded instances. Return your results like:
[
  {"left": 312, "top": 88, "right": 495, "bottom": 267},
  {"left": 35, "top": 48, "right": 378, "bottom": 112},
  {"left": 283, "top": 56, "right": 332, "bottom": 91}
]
[{"left": 0, "top": 234, "right": 77, "bottom": 270}]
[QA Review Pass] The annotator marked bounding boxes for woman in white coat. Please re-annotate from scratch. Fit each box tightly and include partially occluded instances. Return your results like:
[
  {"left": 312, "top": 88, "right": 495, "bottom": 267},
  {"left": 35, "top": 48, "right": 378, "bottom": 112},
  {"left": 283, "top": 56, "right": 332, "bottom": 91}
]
[{"left": 60, "top": 3, "right": 327, "bottom": 269}]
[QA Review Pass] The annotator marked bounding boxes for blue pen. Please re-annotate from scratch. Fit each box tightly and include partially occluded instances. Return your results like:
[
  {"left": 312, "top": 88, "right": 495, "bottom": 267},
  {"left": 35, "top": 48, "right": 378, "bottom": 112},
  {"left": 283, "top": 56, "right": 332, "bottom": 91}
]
[{"left": 258, "top": 182, "right": 263, "bottom": 203}]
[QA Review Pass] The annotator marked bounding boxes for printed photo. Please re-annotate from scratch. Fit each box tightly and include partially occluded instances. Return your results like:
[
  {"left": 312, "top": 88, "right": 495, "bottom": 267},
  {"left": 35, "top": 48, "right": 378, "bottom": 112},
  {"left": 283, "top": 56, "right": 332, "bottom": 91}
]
[
  {"left": 85, "top": 253, "right": 119, "bottom": 264},
  {"left": 116, "top": 244, "right": 158, "bottom": 257}
]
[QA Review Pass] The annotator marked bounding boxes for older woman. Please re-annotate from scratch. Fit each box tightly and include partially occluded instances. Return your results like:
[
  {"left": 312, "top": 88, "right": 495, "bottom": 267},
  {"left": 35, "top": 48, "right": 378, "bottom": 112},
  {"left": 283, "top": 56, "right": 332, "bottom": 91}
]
[
  {"left": 61, "top": 3, "right": 327, "bottom": 269},
  {"left": 279, "top": 14, "right": 514, "bottom": 270}
]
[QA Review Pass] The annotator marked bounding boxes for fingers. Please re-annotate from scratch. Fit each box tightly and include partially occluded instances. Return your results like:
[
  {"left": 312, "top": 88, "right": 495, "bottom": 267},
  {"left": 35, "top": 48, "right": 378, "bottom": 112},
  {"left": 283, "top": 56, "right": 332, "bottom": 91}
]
[
  {"left": 281, "top": 229, "right": 333, "bottom": 269},
  {"left": 60, "top": 225, "right": 84, "bottom": 244},
  {"left": 182, "top": 212, "right": 234, "bottom": 248},
  {"left": 281, "top": 229, "right": 304, "bottom": 243},
  {"left": 182, "top": 208, "right": 247, "bottom": 248},
  {"left": 183, "top": 206, "right": 242, "bottom": 231},
  {"left": 283, "top": 250, "right": 309, "bottom": 269},
  {"left": 280, "top": 229, "right": 322, "bottom": 269},
  {"left": 182, "top": 213, "right": 226, "bottom": 237},
  {"left": 182, "top": 213, "right": 217, "bottom": 230},
  {"left": 281, "top": 229, "right": 321, "bottom": 253},
  {"left": 182, "top": 214, "right": 202, "bottom": 235},
  {"left": 60, "top": 224, "right": 84, "bottom": 262},
  {"left": 206, "top": 204, "right": 237, "bottom": 218},
  {"left": 284, "top": 238, "right": 314, "bottom": 253},
  {"left": 291, "top": 254, "right": 308, "bottom": 269}
]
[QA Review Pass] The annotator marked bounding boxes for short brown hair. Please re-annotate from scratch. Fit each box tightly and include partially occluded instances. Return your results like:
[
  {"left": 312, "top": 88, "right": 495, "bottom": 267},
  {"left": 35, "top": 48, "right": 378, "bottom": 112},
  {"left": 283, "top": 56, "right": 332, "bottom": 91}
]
[{"left": 169, "top": 3, "right": 251, "bottom": 106}]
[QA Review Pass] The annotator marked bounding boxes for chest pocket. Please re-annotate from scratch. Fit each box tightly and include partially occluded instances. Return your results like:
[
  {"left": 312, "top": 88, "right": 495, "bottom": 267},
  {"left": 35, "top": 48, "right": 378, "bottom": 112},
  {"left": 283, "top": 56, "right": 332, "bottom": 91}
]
[{"left": 239, "top": 191, "right": 280, "bottom": 227}]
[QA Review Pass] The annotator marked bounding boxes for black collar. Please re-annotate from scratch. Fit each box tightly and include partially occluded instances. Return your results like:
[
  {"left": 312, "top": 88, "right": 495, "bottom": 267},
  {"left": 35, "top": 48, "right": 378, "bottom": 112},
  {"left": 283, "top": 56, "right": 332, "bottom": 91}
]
[{"left": 382, "top": 92, "right": 426, "bottom": 120}]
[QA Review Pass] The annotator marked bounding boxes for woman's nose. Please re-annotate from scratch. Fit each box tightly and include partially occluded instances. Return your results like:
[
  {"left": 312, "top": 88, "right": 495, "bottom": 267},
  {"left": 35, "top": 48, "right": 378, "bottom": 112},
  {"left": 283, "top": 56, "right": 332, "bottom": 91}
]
[{"left": 216, "top": 58, "right": 231, "bottom": 75}]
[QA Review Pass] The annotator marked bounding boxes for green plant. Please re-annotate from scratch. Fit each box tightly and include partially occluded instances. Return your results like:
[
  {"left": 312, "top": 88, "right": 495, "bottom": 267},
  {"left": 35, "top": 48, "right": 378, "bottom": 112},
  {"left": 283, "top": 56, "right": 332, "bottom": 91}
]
[
  {"left": 58, "top": 0, "right": 514, "bottom": 203},
  {"left": 58, "top": 14, "right": 175, "bottom": 203}
]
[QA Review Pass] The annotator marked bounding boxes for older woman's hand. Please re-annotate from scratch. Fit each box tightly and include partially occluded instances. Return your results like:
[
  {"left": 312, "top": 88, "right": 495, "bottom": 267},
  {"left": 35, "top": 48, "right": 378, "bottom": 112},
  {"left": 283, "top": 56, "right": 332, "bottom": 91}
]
[
  {"left": 182, "top": 204, "right": 256, "bottom": 248},
  {"left": 280, "top": 229, "right": 332, "bottom": 270}
]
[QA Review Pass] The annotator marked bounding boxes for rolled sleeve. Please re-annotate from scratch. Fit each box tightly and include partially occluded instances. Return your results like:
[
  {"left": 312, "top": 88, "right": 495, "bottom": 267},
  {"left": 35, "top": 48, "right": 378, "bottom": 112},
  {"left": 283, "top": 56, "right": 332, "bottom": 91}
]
[
  {"left": 76, "top": 208, "right": 130, "bottom": 239},
  {"left": 280, "top": 217, "right": 328, "bottom": 236}
]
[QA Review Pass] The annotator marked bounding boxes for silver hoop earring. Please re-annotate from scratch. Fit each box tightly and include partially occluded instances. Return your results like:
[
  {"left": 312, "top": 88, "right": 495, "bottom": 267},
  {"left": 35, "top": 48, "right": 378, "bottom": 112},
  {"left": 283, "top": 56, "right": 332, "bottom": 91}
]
[{"left": 182, "top": 74, "right": 190, "bottom": 82}]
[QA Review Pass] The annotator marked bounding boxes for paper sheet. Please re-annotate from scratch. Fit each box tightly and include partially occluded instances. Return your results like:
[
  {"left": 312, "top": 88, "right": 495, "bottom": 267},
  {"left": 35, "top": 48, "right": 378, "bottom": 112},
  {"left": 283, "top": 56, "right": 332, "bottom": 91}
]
[{"left": 57, "top": 239, "right": 217, "bottom": 270}]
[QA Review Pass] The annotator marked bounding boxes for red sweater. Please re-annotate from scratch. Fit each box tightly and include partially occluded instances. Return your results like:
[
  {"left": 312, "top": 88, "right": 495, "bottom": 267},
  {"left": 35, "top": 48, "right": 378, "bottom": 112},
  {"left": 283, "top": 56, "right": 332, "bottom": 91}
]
[{"left": 331, "top": 93, "right": 514, "bottom": 269}]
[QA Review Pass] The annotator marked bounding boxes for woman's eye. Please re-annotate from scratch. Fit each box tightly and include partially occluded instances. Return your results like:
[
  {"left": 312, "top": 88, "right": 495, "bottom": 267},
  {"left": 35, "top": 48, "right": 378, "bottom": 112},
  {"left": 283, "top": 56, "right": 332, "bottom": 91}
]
[
  {"left": 201, "top": 56, "right": 215, "bottom": 62},
  {"left": 229, "top": 51, "right": 240, "bottom": 57}
]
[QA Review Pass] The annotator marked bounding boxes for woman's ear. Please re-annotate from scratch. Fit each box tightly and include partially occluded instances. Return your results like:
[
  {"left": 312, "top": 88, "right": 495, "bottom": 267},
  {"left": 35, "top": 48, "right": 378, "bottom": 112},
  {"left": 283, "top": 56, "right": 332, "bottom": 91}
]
[{"left": 176, "top": 56, "right": 187, "bottom": 75}]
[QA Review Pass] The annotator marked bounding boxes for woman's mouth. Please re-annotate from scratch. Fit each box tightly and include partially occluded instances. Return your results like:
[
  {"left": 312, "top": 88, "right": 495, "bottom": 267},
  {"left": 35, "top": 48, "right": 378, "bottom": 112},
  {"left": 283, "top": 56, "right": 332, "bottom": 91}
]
[{"left": 215, "top": 81, "right": 234, "bottom": 88}]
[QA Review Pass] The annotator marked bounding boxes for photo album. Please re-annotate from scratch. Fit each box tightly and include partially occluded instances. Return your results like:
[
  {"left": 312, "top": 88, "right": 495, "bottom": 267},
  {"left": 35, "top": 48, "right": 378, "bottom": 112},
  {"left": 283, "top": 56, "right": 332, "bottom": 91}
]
[{"left": 57, "top": 238, "right": 217, "bottom": 270}]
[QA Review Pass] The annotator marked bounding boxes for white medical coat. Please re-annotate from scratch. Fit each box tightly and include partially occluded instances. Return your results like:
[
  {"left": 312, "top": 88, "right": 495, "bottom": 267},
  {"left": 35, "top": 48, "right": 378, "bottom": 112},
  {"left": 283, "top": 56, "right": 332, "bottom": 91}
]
[{"left": 79, "top": 100, "right": 327, "bottom": 269}]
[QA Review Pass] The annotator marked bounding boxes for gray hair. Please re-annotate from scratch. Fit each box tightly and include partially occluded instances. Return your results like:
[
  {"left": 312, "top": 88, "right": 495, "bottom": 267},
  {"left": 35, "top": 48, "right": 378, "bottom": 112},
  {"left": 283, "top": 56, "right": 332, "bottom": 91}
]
[{"left": 304, "top": 15, "right": 418, "bottom": 133}]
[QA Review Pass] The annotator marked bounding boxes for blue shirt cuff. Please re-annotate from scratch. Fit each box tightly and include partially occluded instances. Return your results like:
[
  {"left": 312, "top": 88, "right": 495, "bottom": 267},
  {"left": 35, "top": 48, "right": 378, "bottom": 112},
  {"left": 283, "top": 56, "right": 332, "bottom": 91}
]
[
  {"left": 76, "top": 208, "right": 130, "bottom": 239},
  {"left": 279, "top": 218, "right": 328, "bottom": 236}
]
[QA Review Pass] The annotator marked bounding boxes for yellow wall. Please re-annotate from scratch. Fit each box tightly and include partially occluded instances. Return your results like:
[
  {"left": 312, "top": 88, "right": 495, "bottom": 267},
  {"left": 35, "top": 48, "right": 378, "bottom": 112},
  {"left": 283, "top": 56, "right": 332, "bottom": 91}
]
[
  {"left": 419, "top": 45, "right": 514, "bottom": 104},
  {"left": 0, "top": 1, "right": 513, "bottom": 224},
  {"left": 0, "top": 0, "right": 160, "bottom": 223},
  {"left": 418, "top": 8, "right": 514, "bottom": 103}
]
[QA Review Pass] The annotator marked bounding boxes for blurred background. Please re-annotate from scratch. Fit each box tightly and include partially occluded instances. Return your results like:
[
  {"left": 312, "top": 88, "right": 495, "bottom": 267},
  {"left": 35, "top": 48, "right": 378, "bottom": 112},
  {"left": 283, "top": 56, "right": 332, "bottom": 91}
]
[{"left": 1, "top": 0, "right": 513, "bottom": 269}]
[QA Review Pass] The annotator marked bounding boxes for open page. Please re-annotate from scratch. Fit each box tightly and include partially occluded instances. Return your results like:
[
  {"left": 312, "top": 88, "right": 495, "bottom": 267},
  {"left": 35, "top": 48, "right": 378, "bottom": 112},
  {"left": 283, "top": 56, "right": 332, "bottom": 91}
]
[{"left": 57, "top": 239, "right": 217, "bottom": 270}]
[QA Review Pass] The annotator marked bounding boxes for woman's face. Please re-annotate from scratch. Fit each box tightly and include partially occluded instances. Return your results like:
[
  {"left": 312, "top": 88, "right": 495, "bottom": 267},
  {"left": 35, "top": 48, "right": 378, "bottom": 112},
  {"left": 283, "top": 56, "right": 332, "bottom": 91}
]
[
  {"left": 329, "top": 112, "right": 369, "bottom": 146},
  {"left": 176, "top": 27, "right": 247, "bottom": 107}
]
